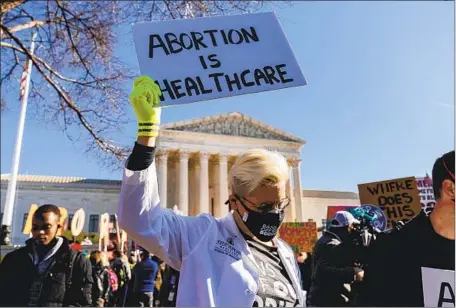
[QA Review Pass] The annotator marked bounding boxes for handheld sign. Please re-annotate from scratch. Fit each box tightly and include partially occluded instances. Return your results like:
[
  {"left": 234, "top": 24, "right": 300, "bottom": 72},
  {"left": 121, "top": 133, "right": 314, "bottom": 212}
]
[
  {"left": 422, "top": 267, "right": 455, "bottom": 307},
  {"left": 70, "top": 208, "right": 85, "bottom": 237},
  {"left": 278, "top": 222, "right": 318, "bottom": 253},
  {"left": 99, "top": 213, "right": 110, "bottom": 252},
  {"left": 358, "top": 177, "right": 421, "bottom": 230},
  {"left": 416, "top": 176, "right": 435, "bottom": 215},
  {"left": 133, "top": 12, "right": 306, "bottom": 106}
]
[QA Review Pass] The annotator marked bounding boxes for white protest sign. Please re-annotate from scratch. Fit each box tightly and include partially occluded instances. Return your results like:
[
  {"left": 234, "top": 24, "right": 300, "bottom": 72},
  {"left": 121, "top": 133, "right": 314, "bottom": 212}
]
[
  {"left": 422, "top": 267, "right": 455, "bottom": 307},
  {"left": 133, "top": 12, "right": 306, "bottom": 106},
  {"left": 416, "top": 176, "right": 435, "bottom": 215},
  {"left": 70, "top": 208, "right": 85, "bottom": 237}
]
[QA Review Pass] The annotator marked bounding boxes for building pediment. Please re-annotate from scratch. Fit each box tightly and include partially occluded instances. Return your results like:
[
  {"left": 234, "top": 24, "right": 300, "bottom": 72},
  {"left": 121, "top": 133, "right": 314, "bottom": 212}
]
[{"left": 161, "top": 112, "right": 305, "bottom": 144}]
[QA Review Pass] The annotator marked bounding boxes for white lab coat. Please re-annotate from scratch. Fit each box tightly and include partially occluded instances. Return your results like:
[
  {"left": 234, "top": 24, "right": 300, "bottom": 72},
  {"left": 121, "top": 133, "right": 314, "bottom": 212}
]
[{"left": 118, "top": 160, "right": 306, "bottom": 307}]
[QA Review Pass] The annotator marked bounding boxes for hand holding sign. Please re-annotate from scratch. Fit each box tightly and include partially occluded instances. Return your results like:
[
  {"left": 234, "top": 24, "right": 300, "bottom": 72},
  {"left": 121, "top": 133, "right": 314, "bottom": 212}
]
[{"left": 130, "top": 76, "right": 162, "bottom": 138}]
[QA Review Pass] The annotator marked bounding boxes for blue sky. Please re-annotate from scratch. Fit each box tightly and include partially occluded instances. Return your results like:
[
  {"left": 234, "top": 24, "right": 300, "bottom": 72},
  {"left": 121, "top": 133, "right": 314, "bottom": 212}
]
[{"left": 1, "top": 2, "right": 454, "bottom": 193}]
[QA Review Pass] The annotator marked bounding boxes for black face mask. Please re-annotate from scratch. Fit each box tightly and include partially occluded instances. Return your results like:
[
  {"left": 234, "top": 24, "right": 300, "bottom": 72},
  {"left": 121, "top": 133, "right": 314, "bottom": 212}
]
[{"left": 237, "top": 200, "right": 285, "bottom": 242}]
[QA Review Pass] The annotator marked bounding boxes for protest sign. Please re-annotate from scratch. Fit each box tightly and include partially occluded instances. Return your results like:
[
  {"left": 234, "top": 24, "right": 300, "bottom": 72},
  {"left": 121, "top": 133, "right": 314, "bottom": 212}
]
[
  {"left": 416, "top": 176, "right": 435, "bottom": 215},
  {"left": 70, "top": 208, "right": 85, "bottom": 237},
  {"left": 99, "top": 213, "right": 110, "bottom": 252},
  {"left": 133, "top": 12, "right": 306, "bottom": 106},
  {"left": 278, "top": 222, "right": 318, "bottom": 253},
  {"left": 422, "top": 267, "right": 455, "bottom": 307},
  {"left": 358, "top": 177, "right": 421, "bottom": 229}
]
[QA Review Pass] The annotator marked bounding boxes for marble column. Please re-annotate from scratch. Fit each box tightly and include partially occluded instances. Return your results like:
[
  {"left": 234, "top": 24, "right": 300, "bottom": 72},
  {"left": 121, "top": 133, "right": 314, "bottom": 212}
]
[
  {"left": 156, "top": 150, "right": 168, "bottom": 208},
  {"left": 178, "top": 150, "right": 190, "bottom": 216},
  {"left": 285, "top": 164, "right": 296, "bottom": 222},
  {"left": 216, "top": 153, "right": 229, "bottom": 217},
  {"left": 291, "top": 159, "right": 303, "bottom": 221},
  {"left": 199, "top": 152, "right": 210, "bottom": 214}
]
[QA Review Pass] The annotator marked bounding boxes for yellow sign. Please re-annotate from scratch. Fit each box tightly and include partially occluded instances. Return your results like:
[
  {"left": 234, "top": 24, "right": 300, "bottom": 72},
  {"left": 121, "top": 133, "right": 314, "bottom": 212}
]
[
  {"left": 278, "top": 222, "right": 318, "bottom": 253},
  {"left": 358, "top": 176, "right": 421, "bottom": 229}
]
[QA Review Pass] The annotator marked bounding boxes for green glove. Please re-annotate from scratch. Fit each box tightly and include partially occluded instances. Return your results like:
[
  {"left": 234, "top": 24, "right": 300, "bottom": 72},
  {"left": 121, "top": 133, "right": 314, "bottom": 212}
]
[{"left": 130, "top": 76, "right": 162, "bottom": 137}]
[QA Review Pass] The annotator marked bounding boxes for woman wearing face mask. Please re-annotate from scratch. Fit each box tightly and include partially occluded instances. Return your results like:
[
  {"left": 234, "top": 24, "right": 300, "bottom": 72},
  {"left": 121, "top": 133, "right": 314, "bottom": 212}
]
[{"left": 118, "top": 76, "right": 305, "bottom": 307}]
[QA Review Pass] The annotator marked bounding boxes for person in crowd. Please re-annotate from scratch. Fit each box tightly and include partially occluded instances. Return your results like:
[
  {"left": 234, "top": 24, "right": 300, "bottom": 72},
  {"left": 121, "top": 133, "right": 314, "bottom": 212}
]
[
  {"left": 0, "top": 204, "right": 93, "bottom": 306},
  {"left": 117, "top": 76, "right": 305, "bottom": 307},
  {"left": 307, "top": 211, "right": 364, "bottom": 307},
  {"left": 90, "top": 251, "right": 110, "bottom": 307},
  {"left": 364, "top": 150, "right": 455, "bottom": 306},
  {"left": 158, "top": 265, "right": 180, "bottom": 307},
  {"left": 129, "top": 251, "right": 138, "bottom": 266},
  {"left": 152, "top": 256, "right": 165, "bottom": 307},
  {"left": 110, "top": 249, "right": 132, "bottom": 307},
  {"left": 125, "top": 251, "right": 138, "bottom": 307},
  {"left": 133, "top": 249, "right": 159, "bottom": 307},
  {"left": 297, "top": 251, "right": 312, "bottom": 292}
]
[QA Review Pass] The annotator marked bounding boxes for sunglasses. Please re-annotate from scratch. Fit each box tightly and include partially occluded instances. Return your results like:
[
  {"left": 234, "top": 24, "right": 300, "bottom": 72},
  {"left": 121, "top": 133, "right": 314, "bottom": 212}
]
[{"left": 235, "top": 194, "right": 290, "bottom": 213}]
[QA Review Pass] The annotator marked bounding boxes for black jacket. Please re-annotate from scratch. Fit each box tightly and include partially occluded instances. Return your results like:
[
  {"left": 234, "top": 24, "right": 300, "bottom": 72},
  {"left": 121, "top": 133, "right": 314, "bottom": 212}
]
[
  {"left": 307, "top": 230, "right": 362, "bottom": 307},
  {"left": 92, "top": 265, "right": 110, "bottom": 303},
  {"left": 0, "top": 237, "right": 93, "bottom": 307}
]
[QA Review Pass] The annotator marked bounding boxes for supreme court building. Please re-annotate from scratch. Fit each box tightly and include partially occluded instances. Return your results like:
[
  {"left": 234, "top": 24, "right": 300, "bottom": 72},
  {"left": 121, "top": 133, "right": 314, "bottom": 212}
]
[{"left": 155, "top": 112, "right": 306, "bottom": 222}]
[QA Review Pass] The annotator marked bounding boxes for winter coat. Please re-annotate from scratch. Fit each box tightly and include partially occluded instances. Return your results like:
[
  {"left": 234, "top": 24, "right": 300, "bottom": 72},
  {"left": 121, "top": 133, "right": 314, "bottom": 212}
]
[
  {"left": 0, "top": 237, "right": 93, "bottom": 307},
  {"left": 92, "top": 265, "right": 110, "bottom": 303},
  {"left": 307, "top": 231, "right": 361, "bottom": 307}
]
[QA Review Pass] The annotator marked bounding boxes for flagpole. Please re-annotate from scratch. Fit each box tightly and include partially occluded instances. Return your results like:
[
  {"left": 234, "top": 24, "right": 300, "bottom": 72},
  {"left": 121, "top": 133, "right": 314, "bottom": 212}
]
[{"left": 1, "top": 32, "right": 37, "bottom": 245}]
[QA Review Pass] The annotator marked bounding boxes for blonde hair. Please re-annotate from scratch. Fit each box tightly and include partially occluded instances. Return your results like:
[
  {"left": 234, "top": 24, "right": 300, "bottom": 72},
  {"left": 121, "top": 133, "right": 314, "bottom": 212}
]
[{"left": 228, "top": 148, "right": 289, "bottom": 197}]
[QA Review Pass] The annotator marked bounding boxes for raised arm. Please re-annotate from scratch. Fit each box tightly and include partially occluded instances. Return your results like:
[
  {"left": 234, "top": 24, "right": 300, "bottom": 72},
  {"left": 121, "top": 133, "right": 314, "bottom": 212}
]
[{"left": 117, "top": 76, "right": 213, "bottom": 271}]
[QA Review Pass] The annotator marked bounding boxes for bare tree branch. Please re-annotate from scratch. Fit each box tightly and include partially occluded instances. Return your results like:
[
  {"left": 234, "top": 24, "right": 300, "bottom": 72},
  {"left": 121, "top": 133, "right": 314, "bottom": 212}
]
[
  {"left": 0, "top": 0, "right": 284, "bottom": 169},
  {"left": 1, "top": 0, "right": 24, "bottom": 15},
  {"left": 4, "top": 17, "right": 64, "bottom": 37}
]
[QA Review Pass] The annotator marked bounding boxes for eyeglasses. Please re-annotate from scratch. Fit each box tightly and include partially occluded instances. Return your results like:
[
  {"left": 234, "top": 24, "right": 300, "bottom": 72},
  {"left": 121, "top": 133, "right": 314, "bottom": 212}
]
[{"left": 235, "top": 194, "right": 291, "bottom": 213}]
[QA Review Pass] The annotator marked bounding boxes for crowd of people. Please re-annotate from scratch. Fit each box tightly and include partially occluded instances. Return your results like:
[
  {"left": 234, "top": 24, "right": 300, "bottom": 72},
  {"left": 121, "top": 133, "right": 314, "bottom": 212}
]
[
  {"left": 0, "top": 76, "right": 453, "bottom": 307},
  {"left": 0, "top": 203, "right": 178, "bottom": 307}
]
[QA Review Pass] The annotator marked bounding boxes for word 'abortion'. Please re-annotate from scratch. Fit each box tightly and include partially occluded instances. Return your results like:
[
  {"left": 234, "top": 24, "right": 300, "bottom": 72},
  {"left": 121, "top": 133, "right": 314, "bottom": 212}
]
[
  {"left": 156, "top": 64, "right": 293, "bottom": 101},
  {"left": 149, "top": 27, "right": 259, "bottom": 58}
]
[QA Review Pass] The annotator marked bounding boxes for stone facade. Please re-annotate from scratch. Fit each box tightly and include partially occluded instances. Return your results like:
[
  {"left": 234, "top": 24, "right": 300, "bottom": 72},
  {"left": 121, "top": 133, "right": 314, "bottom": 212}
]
[{"left": 301, "top": 190, "right": 360, "bottom": 225}]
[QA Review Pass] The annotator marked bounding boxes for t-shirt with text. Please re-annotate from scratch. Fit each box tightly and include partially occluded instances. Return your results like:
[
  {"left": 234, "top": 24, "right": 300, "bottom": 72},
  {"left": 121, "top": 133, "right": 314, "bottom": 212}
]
[{"left": 246, "top": 239, "right": 298, "bottom": 307}]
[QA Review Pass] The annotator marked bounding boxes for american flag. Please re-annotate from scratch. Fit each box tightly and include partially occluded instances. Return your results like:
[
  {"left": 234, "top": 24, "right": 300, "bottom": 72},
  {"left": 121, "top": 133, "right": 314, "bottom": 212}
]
[{"left": 19, "top": 59, "right": 30, "bottom": 101}]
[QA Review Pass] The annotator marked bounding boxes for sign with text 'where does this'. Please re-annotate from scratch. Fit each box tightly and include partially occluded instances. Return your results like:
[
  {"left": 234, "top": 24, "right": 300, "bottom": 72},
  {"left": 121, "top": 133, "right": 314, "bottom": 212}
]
[
  {"left": 358, "top": 176, "right": 421, "bottom": 230},
  {"left": 132, "top": 12, "right": 307, "bottom": 106}
]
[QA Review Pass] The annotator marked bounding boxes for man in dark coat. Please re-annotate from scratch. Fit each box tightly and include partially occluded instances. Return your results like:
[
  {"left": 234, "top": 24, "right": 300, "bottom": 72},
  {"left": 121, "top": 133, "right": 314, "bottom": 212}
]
[
  {"left": 307, "top": 211, "right": 364, "bottom": 307},
  {"left": 0, "top": 204, "right": 93, "bottom": 307}
]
